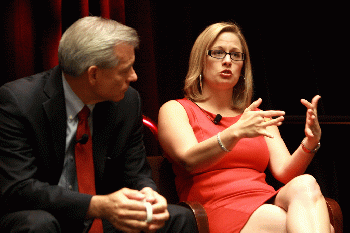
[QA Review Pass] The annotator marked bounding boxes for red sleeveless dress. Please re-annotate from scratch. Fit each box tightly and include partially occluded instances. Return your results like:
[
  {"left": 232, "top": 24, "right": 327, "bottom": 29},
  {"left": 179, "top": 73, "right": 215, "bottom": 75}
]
[{"left": 174, "top": 99, "right": 279, "bottom": 233}]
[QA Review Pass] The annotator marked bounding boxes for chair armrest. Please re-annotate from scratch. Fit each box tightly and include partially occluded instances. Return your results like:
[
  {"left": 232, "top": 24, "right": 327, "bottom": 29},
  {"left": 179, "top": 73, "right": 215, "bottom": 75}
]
[
  {"left": 179, "top": 201, "right": 209, "bottom": 233},
  {"left": 325, "top": 197, "right": 343, "bottom": 233}
]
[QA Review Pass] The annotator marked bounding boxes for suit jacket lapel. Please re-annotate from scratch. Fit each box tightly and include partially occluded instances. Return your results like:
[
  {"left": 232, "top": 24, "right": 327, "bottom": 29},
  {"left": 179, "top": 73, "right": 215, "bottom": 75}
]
[{"left": 42, "top": 67, "right": 67, "bottom": 165}]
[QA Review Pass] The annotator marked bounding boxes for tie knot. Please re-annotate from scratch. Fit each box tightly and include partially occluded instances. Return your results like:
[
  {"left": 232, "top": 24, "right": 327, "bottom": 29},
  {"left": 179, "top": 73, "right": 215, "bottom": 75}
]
[{"left": 78, "top": 106, "right": 90, "bottom": 121}]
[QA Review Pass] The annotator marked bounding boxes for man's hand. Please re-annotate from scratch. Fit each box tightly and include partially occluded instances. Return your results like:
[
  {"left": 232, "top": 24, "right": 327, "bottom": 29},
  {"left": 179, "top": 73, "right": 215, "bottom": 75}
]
[
  {"left": 87, "top": 188, "right": 147, "bottom": 233},
  {"left": 140, "top": 187, "right": 170, "bottom": 232},
  {"left": 87, "top": 187, "right": 169, "bottom": 233}
]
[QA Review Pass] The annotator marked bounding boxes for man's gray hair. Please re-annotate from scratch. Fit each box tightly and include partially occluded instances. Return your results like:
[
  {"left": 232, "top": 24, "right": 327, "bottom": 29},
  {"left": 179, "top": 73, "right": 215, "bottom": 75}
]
[{"left": 58, "top": 16, "right": 139, "bottom": 77}]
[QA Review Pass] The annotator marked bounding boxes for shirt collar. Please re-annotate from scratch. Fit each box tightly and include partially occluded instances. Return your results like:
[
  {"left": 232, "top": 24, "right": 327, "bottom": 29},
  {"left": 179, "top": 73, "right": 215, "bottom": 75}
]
[{"left": 62, "top": 73, "right": 95, "bottom": 120}]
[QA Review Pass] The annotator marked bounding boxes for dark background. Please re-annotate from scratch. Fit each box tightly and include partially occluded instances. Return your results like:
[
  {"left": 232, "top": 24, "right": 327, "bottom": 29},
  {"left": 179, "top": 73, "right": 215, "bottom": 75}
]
[
  {"left": 2, "top": 0, "right": 348, "bottom": 230},
  {"left": 128, "top": 1, "right": 350, "bottom": 117}
]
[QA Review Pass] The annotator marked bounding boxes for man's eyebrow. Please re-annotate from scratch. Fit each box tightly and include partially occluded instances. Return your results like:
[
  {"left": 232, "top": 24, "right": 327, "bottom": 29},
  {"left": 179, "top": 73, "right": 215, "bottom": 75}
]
[
  {"left": 126, "top": 61, "right": 135, "bottom": 69},
  {"left": 120, "top": 61, "right": 134, "bottom": 72}
]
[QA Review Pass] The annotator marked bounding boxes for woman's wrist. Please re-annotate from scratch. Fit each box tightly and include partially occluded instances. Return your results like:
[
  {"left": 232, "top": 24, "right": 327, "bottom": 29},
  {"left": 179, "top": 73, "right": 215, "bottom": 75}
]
[
  {"left": 226, "top": 123, "right": 244, "bottom": 141},
  {"left": 217, "top": 132, "right": 231, "bottom": 152},
  {"left": 219, "top": 126, "right": 242, "bottom": 152},
  {"left": 301, "top": 137, "right": 321, "bottom": 154}
]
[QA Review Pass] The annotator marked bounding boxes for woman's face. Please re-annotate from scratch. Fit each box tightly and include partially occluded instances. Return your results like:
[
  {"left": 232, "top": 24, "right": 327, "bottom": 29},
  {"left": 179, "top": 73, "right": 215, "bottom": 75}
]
[{"left": 203, "top": 32, "right": 244, "bottom": 92}]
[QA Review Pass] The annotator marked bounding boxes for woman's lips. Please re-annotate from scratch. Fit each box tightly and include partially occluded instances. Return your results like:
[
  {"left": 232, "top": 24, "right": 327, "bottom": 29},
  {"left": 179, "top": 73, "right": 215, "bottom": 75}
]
[{"left": 220, "top": 69, "right": 233, "bottom": 77}]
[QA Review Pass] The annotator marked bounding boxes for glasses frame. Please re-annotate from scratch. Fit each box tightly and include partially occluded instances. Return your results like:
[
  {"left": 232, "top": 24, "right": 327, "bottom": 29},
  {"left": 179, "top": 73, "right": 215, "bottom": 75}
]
[{"left": 207, "top": 50, "right": 245, "bottom": 61}]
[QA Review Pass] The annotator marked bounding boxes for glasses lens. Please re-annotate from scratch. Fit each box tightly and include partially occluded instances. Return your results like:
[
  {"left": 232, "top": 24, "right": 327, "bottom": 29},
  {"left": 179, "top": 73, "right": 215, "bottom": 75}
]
[
  {"left": 210, "top": 50, "right": 226, "bottom": 59},
  {"left": 231, "top": 52, "right": 243, "bottom": 61}
]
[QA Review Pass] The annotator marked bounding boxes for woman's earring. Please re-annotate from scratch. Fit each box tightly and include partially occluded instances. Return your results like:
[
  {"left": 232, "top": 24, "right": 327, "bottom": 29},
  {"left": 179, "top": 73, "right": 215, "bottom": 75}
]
[{"left": 199, "top": 74, "right": 203, "bottom": 93}]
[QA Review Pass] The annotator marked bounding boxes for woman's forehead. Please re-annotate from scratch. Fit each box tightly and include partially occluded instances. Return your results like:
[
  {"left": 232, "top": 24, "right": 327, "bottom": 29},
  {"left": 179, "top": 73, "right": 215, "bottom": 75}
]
[{"left": 211, "top": 32, "right": 242, "bottom": 50}]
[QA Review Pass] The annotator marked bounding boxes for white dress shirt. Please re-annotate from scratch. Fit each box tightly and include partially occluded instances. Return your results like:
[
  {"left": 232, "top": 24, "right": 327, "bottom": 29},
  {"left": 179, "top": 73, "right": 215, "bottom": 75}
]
[{"left": 58, "top": 74, "right": 95, "bottom": 191}]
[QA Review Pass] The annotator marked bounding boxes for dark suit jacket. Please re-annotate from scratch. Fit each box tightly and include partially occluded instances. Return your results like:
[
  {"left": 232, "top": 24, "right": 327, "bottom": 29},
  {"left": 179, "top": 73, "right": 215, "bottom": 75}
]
[{"left": 0, "top": 66, "right": 157, "bottom": 229}]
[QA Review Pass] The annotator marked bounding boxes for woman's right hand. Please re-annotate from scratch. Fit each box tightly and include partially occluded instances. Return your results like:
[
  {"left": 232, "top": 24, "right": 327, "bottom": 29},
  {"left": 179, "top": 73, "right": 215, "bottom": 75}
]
[{"left": 230, "top": 98, "right": 285, "bottom": 139}]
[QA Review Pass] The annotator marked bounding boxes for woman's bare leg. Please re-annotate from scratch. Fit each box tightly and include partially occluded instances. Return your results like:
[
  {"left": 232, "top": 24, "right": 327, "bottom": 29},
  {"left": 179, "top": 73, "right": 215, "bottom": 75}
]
[
  {"left": 241, "top": 174, "right": 334, "bottom": 233},
  {"left": 274, "top": 174, "right": 331, "bottom": 233},
  {"left": 240, "top": 204, "right": 287, "bottom": 233}
]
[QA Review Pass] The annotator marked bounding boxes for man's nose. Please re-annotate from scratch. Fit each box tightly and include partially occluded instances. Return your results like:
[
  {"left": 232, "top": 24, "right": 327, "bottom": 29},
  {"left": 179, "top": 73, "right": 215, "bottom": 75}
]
[{"left": 128, "top": 67, "right": 138, "bottom": 82}]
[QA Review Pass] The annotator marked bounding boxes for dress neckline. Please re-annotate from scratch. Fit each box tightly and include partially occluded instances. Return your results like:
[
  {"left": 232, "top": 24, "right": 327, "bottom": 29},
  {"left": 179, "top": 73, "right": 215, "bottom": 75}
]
[
  {"left": 187, "top": 98, "right": 242, "bottom": 120},
  {"left": 202, "top": 108, "right": 242, "bottom": 119}
]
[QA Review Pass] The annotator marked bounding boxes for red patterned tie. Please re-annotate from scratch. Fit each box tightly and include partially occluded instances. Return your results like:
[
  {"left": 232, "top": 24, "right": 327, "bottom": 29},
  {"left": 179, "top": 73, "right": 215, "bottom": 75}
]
[{"left": 75, "top": 106, "right": 103, "bottom": 232}]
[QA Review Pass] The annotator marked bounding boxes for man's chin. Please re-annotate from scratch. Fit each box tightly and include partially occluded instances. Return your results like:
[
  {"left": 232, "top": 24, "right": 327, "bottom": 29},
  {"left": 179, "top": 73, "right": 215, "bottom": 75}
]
[{"left": 111, "top": 93, "right": 125, "bottom": 103}]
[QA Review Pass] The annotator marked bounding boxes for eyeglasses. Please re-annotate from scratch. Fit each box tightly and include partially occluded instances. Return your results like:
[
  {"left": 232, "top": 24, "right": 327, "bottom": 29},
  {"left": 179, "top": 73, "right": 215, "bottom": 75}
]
[{"left": 207, "top": 50, "right": 245, "bottom": 61}]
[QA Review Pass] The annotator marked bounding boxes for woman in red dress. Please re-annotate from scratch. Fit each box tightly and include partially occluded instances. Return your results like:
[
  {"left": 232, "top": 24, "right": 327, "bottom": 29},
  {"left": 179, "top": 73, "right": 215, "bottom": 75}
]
[{"left": 158, "top": 22, "right": 333, "bottom": 232}]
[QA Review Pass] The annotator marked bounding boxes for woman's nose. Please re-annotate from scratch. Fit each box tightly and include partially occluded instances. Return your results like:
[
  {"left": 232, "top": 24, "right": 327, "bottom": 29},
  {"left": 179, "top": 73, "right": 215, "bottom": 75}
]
[{"left": 222, "top": 54, "right": 232, "bottom": 66}]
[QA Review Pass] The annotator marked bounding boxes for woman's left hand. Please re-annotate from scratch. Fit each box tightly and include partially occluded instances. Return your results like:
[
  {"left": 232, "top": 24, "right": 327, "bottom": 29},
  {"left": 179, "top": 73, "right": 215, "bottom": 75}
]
[{"left": 301, "top": 95, "right": 322, "bottom": 143}]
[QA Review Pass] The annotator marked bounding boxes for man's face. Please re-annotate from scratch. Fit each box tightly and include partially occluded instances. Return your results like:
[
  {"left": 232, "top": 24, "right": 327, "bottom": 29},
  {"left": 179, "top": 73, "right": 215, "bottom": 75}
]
[{"left": 91, "top": 43, "right": 137, "bottom": 103}]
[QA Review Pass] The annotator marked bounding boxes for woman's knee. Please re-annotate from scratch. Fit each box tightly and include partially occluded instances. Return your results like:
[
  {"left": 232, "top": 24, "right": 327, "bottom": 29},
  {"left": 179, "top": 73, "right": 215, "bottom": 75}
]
[{"left": 287, "top": 174, "right": 323, "bottom": 201}]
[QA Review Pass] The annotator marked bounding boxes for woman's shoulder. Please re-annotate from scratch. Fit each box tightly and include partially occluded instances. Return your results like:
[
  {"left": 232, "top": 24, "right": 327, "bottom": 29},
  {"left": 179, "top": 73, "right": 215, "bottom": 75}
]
[
  {"left": 159, "top": 99, "right": 188, "bottom": 117},
  {"left": 161, "top": 99, "right": 182, "bottom": 109},
  {"left": 160, "top": 98, "right": 192, "bottom": 112},
  {"left": 158, "top": 99, "right": 192, "bottom": 129}
]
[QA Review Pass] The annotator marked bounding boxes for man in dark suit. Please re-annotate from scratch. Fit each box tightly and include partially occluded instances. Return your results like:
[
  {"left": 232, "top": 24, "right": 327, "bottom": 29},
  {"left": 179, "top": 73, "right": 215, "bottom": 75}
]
[{"left": 0, "top": 16, "right": 197, "bottom": 233}]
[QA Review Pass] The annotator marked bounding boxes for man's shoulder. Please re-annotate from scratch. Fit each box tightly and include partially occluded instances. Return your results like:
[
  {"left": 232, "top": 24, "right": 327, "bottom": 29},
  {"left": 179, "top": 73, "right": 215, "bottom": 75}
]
[
  {"left": 0, "top": 66, "right": 62, "bottom": 111},
  {"left": 0, "top": 67, "right": 60, "bottom": 96}
]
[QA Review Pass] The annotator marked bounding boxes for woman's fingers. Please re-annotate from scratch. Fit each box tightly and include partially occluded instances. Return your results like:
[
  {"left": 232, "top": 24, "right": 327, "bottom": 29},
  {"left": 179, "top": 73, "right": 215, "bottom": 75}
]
[
  {"left": 301, "top": 95, "right": 321, "bottom": 111},
  {"left": 260, "top": 110, "right": 286, "bottom": 119},
  {"left": 241, "top": 98, "right": 285, "bottom": 138},
  {"left": 301, "top": 95, "right": 322, "bottom": 141},
  {"left": 245, "top": 98, "right": 262, "bottom": 112},
  {"left": 262, "top": 116, "right": 285, "bottom": 127},
  {"left": 311, "top": 95, "right": 321, "bottom": 108}
]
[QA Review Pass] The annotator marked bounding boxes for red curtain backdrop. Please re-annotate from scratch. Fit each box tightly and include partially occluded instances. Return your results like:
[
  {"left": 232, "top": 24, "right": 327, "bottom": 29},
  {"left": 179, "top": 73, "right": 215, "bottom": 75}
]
[
  {"left": 3, "top": 1, "right": 61, "bottom": 84},
  {"left": 2, "top": 0, "right": 158, "bottom": 120},
  {"left": 2, "top": 0, "right": 125, "bottom": 83}
]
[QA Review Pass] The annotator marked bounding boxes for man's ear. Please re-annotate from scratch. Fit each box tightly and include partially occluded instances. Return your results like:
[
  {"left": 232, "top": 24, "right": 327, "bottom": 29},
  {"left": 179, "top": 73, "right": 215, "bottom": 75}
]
[{"left": 87, "top": 66, "right": 98, "bottom": 85}]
